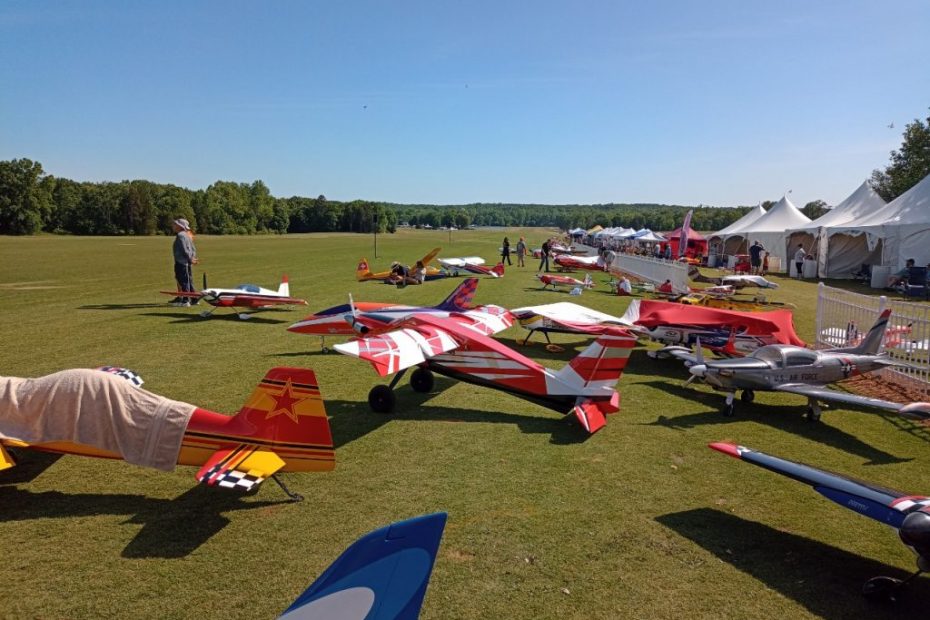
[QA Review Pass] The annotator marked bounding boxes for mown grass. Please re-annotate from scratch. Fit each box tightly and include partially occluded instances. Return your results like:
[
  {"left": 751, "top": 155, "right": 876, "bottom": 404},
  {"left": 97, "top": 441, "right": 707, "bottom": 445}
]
[{"left": 1, "top": 229, "right": 929, "bottom": 619}]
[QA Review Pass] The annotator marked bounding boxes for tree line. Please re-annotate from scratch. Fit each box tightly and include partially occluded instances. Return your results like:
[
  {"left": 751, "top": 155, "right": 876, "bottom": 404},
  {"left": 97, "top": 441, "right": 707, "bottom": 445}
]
[{"left": 1, "top": 108, "right": 926, "bottom": 237}]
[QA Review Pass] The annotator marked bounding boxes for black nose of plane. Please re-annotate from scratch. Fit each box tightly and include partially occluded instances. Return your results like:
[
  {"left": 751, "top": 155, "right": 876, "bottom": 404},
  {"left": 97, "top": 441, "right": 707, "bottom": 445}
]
[{"left": 900, "top": 510, "right": 930, "bottom": 557}]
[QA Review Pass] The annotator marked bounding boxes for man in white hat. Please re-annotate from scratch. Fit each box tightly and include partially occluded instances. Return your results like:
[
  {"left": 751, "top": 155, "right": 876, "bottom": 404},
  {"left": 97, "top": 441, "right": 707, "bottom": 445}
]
[{"left": 170, "top": 218, "right": 199, "bottom": 306}]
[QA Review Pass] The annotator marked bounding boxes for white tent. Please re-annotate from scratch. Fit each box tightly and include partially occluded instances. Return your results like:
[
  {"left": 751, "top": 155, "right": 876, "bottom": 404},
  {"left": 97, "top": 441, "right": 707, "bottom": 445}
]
[
  {"left": 708, "top": 204, "right": 767, "bottom": 258},
  {"left": 827, "top": 172, "right": 930, "bottom": 273},
  {"left": 785, "top": 181, "right": 886, "bottom": 278},
  {"left": 726, "top": 196, "right": 811, "bottom": 270}
]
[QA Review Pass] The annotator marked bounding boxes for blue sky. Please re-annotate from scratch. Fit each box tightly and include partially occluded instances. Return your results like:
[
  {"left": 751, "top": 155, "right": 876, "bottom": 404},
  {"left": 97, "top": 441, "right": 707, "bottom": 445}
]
[{"left": 2, "top": 1, "right": 928, "bottom": 207}]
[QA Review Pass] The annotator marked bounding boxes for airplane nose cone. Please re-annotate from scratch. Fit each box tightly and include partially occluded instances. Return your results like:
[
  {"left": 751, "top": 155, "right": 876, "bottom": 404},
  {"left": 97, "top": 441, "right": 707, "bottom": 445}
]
[{"left": 689, "top": 364, "right": 707, "bottom": 378}]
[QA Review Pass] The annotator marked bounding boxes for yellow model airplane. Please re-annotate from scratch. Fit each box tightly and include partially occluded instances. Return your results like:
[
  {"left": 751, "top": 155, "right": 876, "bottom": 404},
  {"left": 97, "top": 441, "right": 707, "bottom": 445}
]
[{"left": 355, "top": 247, "right": 444, "bottom": 282}]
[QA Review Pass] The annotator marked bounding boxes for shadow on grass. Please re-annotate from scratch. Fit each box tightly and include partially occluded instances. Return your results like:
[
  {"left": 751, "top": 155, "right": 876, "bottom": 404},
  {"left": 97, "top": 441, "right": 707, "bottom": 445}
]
[
  {"left": 326, "top": 377, "right": 591, "bottom": 448},
  {"left": 656, "top": 508, "right": 929, "bottom": 618},
  {"left": 138, "top": 311, "right": 289, "bottom": 325},
  {"left": 642, "top": 380, "right": 909, "bottom": 465},
  {"left": 78, "top": 303, "right": 168, "bottom": 310},
  {"left": 0, "top": 449, "right": 62, "bottom": 484},
  {"left": 0, "top": 479, "right": 286, "bottom": 559}
]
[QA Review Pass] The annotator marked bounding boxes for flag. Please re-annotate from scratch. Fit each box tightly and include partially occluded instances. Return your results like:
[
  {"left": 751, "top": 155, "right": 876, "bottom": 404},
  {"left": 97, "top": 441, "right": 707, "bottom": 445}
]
[{"left": 679, "top": 209, "right": 693, "bottom": 258}]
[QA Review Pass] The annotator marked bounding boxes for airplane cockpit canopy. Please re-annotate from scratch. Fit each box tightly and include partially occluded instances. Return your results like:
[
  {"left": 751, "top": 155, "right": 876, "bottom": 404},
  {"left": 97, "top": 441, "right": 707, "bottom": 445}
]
[
  {"left": 784, "top": 349, "right": 819, "bottom": 367},
  {"left": 235, "top": 284, "right": 261, "bottom": 293},
  {"left": 750, "top": 345, "right": 818, "bottom": 368},
  {"left": 749, "top": 345, "right": 786, "bottom": 366}
]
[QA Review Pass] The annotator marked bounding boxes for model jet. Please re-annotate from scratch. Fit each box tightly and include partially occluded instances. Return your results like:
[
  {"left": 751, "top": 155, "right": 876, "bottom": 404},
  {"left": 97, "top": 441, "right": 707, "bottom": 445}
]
[
  {"left": 280, "top": 512, "right": 446, "bottom": 619},
  {"left": 162, "top": 274, "right": 307, "bottom": 319},
  {"left": 356, "top": 247, "right": 444, "bottom": 282},
  {"left": 710, "top": 442, "right": 930, "bottom": 601},
  {"left": 334, "top": 313, "right": 636, "bottom": 434},
  {"left": 553, "top": 254, "right": 607, "bottom": 272},
  {"left": 661, "top": 308, "right": 930, "bottom": 419},
  {"left": 511, "top": 301, "right": 629, "bottom": 346},
  {"left": 537, "top": 272, "right": 594, "bottom": 292},
  {"left": 0, "top": 367, "right": 334, "bottom": 501},
  {"left": 437, "top": 256, "right": 505, "bottom": 278},
  {"left": 287, "top": 278, "right": 512, "bottom": 351}
]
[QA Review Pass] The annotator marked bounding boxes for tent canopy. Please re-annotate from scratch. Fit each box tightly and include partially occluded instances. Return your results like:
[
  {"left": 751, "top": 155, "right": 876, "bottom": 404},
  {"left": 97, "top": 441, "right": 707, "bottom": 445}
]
[
  {"left": 709, "top": 205, "right": 767, "bottom": 242},
  {"left": 727, "top": 196, "right": 811, "bottom": 265},
  {"left": 665, "top": 225, "right": 708, "bottom": 258}
]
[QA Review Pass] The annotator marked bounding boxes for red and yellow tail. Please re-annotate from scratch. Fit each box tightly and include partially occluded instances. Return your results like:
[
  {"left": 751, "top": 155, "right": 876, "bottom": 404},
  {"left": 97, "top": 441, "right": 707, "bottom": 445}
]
[{"left": 356, "top": 258, "right": 372, "bottom": 280}]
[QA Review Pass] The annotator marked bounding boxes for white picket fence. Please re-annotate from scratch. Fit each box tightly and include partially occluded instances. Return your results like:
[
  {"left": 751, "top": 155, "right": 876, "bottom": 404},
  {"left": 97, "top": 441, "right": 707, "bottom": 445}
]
[{"left": 816, "top": 282, "right": 930, "bottom": 392}]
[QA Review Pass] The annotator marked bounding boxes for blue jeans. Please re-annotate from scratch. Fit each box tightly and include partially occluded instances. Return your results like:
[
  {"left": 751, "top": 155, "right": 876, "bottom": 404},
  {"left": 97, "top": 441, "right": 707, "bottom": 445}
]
[{"left": 174, "top": 262, "right": 194, "bottom": 293}]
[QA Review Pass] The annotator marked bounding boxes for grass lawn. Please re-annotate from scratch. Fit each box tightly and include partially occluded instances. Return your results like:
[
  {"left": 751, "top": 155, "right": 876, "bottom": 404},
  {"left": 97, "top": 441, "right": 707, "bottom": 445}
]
[{"left": 1, "top": 228, "right": 928, "bottom": 618}]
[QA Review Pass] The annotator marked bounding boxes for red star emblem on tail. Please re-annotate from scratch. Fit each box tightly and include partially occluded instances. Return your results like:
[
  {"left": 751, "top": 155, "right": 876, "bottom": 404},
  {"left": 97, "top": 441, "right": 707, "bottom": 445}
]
[{"left": 266, "top": 379, "right": 304, "bottom": 423}]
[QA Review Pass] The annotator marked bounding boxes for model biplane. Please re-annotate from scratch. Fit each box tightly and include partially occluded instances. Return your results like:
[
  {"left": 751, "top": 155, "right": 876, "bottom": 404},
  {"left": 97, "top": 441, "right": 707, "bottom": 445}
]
[
  {"left": 438, "top": 256, "right": 505, "bottom": 278},
  {"left": 710, "top": 443, "right": 930, "bottom": 601},
  {"left": 0, "top": 367, "right": 334, "bottom": 501},
  {"left": 334, "top": 313, "right": 637, "bottom": 434},
  {"left": 288, "top": 278, "right": 510, "bottom": 351},
  {"left": 661, "top": 309, "right": 930, "bottom": 419},
  {"left": 281, "top": 512, "right": 446, "bottom": 619},
  {"left": 162, "top": 274, "right": 307, "bottom": 319},
  {"left": 537, "top": 272, "right": 594, "bottom": 292},
  {"left": 356, "top": 247, "right": 444, "bottom": 282}
]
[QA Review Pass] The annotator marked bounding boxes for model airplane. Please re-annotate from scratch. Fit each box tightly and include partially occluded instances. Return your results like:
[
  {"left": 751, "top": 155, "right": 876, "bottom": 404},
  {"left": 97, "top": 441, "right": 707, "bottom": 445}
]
[
  {"left": 661, "top": 309, "right": 930, "bottom": 419},
  {"left": 287, "top": 278, "right": 511, "bottom": 351},
  {"left": 622, "top": 300, "right": 804, "bottom": 357},
  {"left": 553, "top": 254, "right": 607, "bottom": 272},
  {"left": 280, "top": 512, "right": 446, "bottom": 619},
  {"left": 334, "top": 313, "right": 636, "bottom": 434},
  {"left": 356, "top": 247, "right": 444, "bottom": 282},
  {"left": 438, "top": 256, "right": 505, "bottom": 278},
  {"left": 689, "top": 267, "right": 778, "bottom": 290},
  {"left": 710, "top": 443, "right": 930, "bottom": 601},
  {"left": 162, "top": 274, "right": 307, "bottom": 319},
  {"left": 0, "top": 367, "right": 334, "bottom": 501},
  {"left": 511, "top": 302, "right": 629, "bottom": 346},
  {"left": 537, "top": 272, "right": 594, "bottom": 292}
]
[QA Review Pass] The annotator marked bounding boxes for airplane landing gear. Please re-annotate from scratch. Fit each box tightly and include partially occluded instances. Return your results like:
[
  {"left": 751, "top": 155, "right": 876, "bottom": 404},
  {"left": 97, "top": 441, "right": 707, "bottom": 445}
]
[
  {"left": 862, "top": 575, "right": 904, "bottom": 602},
  {"left": 741, "top": 389, "right": 755, "bottom": 404},
  {"left": 723, "top": 393, "right": 736, "bottom": 417},
  {"left": 805, "top": 400, "right": 822, "bottom": 422},
  {"left": 368, "top": 385, "right": 396, "bottom": 413},
  {"left": 271, "top": 474, "right": 304, "bottom": 502},
  {"left": 410, "top": 367, "right": 434, "bottom": 393}
]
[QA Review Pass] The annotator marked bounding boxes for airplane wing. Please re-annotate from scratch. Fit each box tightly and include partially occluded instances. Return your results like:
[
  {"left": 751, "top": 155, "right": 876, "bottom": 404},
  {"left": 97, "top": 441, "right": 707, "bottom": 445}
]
[
  {"left": 279, "top": 512, "right": 447, "bottom": 620},
  {"left": 651, "top": 345, "right": 700, "bottom": 365},
  {"left": 454, "top": 306, "right": 513, "bottom": 335},
  {"left": 218, "top": 294, "right": 308, "bottom": 308},
  {"left": 513, "top": 302, "right": 631, "bottom": 334},
  {"left": 196, "top": 445, "right": 286, "bottom": 491},
  {"left": 334, "top": 319, "right": 462, "bottom": 376},
  {"left": 709, "top": 443, "right": 929, "bottom": 528},
  {"left": 773, "top": 383, "right": 929, "bottom": 414}
]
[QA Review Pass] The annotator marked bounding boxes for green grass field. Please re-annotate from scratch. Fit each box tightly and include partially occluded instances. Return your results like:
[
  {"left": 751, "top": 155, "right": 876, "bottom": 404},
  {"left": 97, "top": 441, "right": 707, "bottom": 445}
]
[{"left": 1, "top": 229, "right": 929, "bottom": 619}]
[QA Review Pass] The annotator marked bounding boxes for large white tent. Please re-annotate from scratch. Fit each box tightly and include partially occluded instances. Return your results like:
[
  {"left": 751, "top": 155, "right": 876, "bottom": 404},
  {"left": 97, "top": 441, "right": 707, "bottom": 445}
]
[
  {"left": 826, "top": 172, "right": 930, "bottom": 274},
  {"left": 785, "top": 181, "right": 886, "bottom": 277},
  {"left": 707, "top": 204, "right": 767, "bottom": 258},
  {"left": 723, "top": 196, "right": 811, "bottom": 269}
]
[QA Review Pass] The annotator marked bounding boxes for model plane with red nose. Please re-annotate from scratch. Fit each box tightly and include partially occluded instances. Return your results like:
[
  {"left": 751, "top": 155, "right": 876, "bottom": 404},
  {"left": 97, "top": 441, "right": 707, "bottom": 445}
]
[
  {"left": 537, "top": 272, "right": 594, "bottom": 292},
  {"left": 334, "top": 313, "right": 637, "bottom": 434},
  {"left": 0, "top": 367, "right": 334, "bottom": 501},
  {"left": 438, "top": 256, "right": 506, "bottom": 278},
  {"left": 553, "top": 253, "right": 607, "bottom": 272},
  {"left": 162, "top": 274, "right": 308, "bottom": 319}
]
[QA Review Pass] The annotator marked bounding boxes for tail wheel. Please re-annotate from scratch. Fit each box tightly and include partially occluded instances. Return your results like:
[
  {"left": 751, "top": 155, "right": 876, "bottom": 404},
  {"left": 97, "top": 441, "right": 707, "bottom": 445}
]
[
  {"left": 805, "top": 405, "right": 822, "bottom": 422},
  {"left": 741, "top": 390, "right": 755, "bottom": 404},
  {"left": 410, "top": 367, "right": 434, "bottom": 393},
  {"left": 368, "top": 385, "right": 396, "bottom": 414}
]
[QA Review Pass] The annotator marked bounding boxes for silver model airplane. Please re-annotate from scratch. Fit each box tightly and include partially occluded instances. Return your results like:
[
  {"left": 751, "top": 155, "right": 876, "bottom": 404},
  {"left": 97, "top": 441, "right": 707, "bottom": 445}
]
[{"left": 660, "top": 308, "right": 930, "bottom": 420}]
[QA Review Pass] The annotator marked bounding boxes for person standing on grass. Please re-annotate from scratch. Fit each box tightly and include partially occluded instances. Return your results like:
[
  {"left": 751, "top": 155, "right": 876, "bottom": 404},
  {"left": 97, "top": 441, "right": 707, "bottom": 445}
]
[
  {"left": 538, "top": 239, "right": 551, "bottom": 273},
  {"left": 501, "top": 236, "right": 512, "bottom": 266},
  {"left": 794, "top": 243, "right": 806, "bottom": 279},
  {"left": 749, "top": 239, "right": 765, "bottom": 275},
  {"left": 170, "top": 218, "right": 198, "bottom": 307},
  {"left": 516, "top": 237, "right": 527, "bottom": 267}
]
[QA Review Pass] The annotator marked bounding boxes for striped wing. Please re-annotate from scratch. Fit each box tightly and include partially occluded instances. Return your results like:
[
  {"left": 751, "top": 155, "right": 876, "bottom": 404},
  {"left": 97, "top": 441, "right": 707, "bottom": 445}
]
[{"left": 334, "top": 322, "right": 461, "bottom": 376}]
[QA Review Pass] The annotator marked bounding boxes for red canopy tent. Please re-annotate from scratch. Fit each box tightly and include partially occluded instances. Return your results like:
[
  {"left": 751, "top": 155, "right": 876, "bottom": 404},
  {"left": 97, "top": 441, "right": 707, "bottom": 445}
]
[{"left": 665, "top": 226, "right": 708, "bottom": 258}]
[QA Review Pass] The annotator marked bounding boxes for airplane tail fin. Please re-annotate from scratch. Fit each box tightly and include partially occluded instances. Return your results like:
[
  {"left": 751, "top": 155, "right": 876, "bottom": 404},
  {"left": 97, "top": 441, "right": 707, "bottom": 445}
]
[
  {"left": 224, "top": 367, "right": 334, "bottom": 472},
  {"left": 435, "top": 278, "right": 479, "bottom": 311},
  {"left": 420, "top": 247, "right": 442, "bottom": 267},
  {"left": 491, "top": 262, "right": 505, "bottom": 277},
  {"left": 279, "top": 512, "right": 447, "bottom": 620},
  {"left": 833, "top": 309, "right": 892, "bottom": 355},
  {"left": 356, "top": 258, "right": 372, "bottom": 281},
  {"left": 555, "top": 330, "right": 637, "bottom": 392},
  {"left": 277, "top": 275, "right": 290, "bottom": 297}
]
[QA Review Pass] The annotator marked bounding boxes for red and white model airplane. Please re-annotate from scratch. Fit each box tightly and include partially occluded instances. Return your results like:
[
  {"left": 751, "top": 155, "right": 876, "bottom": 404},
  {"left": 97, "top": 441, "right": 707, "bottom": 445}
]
[
  {"left": 537, "top": 272, "right": 594, "bottom": 292},
  {"left": 438, "top": 256, "right": 505, "bottom": 278},
  {"left": 334, "top": 314, "right": 637, "bottom": 434},
  {"left": 553, "top": 254, "right": 607, "bottom": 272},
  {"left": 0, "top": 367, "right": 334, "bottom": 501},
  {"left": 162, "top": 274, "right": 307, "bottom": 319},
  {"left": 512, "top": 302, "right": 629, "bottom": 345}
]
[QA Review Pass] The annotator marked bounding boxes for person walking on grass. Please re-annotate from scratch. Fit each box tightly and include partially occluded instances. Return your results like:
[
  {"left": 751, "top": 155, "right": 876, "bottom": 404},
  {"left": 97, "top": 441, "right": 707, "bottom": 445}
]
[
  {"left": 538, "top": 238, "right": 551, "bottom": 273},
  {"left": 794, "top": 243, "right": 806, "bottom": 279},
  {"left": 501, "top": 237, "right": 512, "bottom": 266},
  {"left": 516, "top": 237, "right": 527, "bottom": 267},
  {"left": 170, "top": 218, "right": 198, "bottom": 307}
]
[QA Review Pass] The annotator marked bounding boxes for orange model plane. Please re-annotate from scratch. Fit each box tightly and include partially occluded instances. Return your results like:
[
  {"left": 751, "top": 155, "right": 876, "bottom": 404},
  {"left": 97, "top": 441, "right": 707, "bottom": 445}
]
[
  {"left": 356, "top": 247, "right": 445, "bottom": 282},
  {"left": 0, "top": 367, "right": 334, "bottom": 501}
]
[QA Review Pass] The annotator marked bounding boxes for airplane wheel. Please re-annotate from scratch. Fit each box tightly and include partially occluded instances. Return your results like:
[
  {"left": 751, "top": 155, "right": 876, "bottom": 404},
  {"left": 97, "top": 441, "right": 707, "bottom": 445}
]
[
  {"left": 723, "top": 403, "right": 735, "bottom": 417},
  {"left": 368, "top": 385, "right": 396, "bottom": 414},
  {"left": 805, "top": 405, "right": 822, "bottom": 422},
  {"left": 321, "top": 346, "right": 330, "bottom": 354},
  {"left": 741, "top": 390, "right": 755, "bottom": 404},
  {"left": 862, "top": 576, "right": 902, "bottom": 602},
  {"left": 410, "top": 368, "right": 434, "bottom": 393}
]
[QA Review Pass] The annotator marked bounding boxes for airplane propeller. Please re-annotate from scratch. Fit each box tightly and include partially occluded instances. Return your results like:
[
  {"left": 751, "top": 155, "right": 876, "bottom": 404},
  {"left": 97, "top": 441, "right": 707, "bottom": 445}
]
[{"left": 685, "top": 337, "right": 707, "bottom": 385}]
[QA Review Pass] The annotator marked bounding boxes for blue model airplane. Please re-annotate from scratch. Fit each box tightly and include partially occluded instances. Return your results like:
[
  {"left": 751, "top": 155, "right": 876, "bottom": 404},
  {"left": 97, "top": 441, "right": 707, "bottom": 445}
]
[
  {"left": 279, "top": 512, "right": 447, "bottom": 619},
  {"left": 711, "top": 443, "right": 930, "bottom": 601}
]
